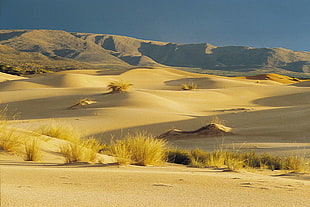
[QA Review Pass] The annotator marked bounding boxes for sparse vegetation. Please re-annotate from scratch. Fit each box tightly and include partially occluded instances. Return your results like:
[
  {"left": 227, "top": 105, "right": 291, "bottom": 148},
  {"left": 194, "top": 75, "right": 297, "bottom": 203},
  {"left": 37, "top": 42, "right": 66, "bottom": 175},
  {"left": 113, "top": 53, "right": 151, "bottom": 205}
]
[
  {"left": 182, "top": 82, "right": 197, "bottom": 90},
  {"left": 36, "top": 121, "right": 80, "bottom": 142},
  {"left": 24, "top": 138, "right": 41, "bottom": 161},
  {"left": 0, "top": 106, "right": 23, "bottom": 153},
  {"left": 60, "top": 143, "right": 85, "bottom": 163},
  {"left": 0, "top": 128, "right": 23, "bottom": 152},
  {"left": 109, "top": 132, "right": 167, "bottom": 166},
  {"left": 167, "top": 148, "right": 306, "bottom": 172},
  {"left": 36, "top": 121, "right": 104, "bottom": 163},
  {"left": 59, "top": 138, "right": 103, "bottom": 163},
  {"left": 0, "top": 64, "right": 51, "bottom": 76},
  {"left": 107, "top": 80, "right": 133, "bottom": 93},
  {"left": 210, "top": 116, "right": 226, "bottom": 125}
]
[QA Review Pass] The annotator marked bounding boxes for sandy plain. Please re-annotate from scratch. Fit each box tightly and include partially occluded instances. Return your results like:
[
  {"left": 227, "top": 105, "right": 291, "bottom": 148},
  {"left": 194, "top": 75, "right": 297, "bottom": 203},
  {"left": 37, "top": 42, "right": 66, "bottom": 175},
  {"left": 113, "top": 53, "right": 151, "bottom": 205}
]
[{"left": 1, "top": 67, "right": 310, "bottom": 206}]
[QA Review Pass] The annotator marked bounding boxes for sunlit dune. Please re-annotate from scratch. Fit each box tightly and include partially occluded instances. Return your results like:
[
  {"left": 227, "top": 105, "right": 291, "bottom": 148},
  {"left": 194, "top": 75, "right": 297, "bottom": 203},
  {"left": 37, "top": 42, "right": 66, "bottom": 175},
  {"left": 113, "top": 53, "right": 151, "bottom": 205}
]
[{"left": 1, "top": 67, "right": 310, "bottom": 207}]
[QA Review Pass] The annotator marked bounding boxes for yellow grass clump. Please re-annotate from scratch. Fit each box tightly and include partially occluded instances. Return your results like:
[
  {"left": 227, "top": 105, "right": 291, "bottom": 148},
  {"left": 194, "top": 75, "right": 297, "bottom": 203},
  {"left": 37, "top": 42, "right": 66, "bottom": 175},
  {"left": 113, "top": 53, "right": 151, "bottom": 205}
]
[
  {"left": 24, "top": 138, "right": 41, "bottom": 161},
  {"left": 0, "top": 128, "right": 23, "bottom": 152},
  {"left": 59, "top": 137, "right": 103, "bottom": 164},
  {"left": 182, "top": 82, "right": 197, "bottom": 90},
  {"left": 37, "top": 121, "right": 103, "bottom": 163},
  {"left": 107, "top": 80, "right": 133, "bottom": 93},
  {"left": 0, "top": 107, "right": 24, "bottom": 153},
  {"left": 109, "top": 132, "right": 167, "bottom": 166},
  {"left": 36, "top": 121, "right": 80, "bottom": 142}
]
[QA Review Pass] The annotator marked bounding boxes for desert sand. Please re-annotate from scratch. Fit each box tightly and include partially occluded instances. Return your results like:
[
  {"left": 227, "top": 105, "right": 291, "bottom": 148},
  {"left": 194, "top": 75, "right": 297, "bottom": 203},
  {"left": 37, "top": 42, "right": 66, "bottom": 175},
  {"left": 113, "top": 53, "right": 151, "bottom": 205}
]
[{"left": 1, "top": 67, "right": 310, "bottom": 206}]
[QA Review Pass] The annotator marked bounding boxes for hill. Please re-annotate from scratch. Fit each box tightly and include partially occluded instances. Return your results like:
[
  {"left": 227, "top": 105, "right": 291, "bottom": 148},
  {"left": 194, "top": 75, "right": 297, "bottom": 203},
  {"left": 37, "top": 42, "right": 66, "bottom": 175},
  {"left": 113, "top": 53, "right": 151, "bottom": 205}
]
[{"left": 1, "top": 29, "right": 310, "bottom": 77}]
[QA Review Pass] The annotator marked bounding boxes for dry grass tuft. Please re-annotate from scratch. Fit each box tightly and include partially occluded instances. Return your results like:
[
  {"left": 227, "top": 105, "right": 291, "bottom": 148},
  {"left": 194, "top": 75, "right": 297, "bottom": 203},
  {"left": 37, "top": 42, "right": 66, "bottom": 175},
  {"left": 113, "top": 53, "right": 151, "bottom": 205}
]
[
  {"left": 182, "top": 82, "right": 197, "bottom": 90},
  {"left": 59, "top": 137, "right": 103, "bottom": 163},
  {"left": 107, "top": 80, "right": 133, "bottom": 93},
  {"left": 59, "top": 143, "right": 83, "bottom": 163},
  {"left": 36, "top": 121, "right": 80, "bottom": 142},
  {"left": 0, "top": 128, "right": 23, "bottom": 152},
  {"left": 59, "top": 142, "right": 100, "bottom": 164},
  {"left": 110, "top": 132, "right": 167, "bottom": 166},
  {"left": 24, "top": 138, "right": 41, "bottom": 161}
]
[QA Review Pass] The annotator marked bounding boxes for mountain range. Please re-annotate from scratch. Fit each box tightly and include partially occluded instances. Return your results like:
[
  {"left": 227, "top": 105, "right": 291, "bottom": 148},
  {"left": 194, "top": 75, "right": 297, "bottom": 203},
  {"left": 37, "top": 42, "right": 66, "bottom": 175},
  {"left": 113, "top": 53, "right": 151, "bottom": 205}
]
[{"left": 1, "top": 29, "right": 310, "bottom": 77}]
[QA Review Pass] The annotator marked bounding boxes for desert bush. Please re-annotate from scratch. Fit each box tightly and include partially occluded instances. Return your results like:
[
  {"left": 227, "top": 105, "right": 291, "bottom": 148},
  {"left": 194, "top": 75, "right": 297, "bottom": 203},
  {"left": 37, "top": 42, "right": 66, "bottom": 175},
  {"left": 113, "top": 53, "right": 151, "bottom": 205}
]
[
  {"left": 107, "top": 80, "right": 133, "bottom": 93},
  {"left": 0, "top": 64, "right": 51, "bottom": 76},
  {"left": 182, "top": 82, "right": 197, "bottom": 90},
  {"left": 36, "top": 121, "right": 80, "bottom": 142},
  {"left": 24, "top": 138, "right": 41, "bottom": 161},
  {"left": 110, "top": 132, "right": 167, "bottom": 166}
]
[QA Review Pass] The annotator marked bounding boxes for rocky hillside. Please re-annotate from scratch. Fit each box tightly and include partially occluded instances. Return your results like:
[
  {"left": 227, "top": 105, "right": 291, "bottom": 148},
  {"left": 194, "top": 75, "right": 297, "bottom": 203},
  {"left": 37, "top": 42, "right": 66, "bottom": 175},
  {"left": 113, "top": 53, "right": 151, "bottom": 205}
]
[{"left": 1, "top": 29, "right": 310, "bottom": 76}]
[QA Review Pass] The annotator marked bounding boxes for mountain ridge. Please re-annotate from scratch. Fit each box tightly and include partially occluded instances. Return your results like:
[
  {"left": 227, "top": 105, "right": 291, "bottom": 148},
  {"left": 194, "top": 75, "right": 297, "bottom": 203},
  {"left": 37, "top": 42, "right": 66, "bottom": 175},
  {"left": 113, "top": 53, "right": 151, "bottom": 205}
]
[{"left": 1, "top": 29, "right": 310, "bottom": 77}]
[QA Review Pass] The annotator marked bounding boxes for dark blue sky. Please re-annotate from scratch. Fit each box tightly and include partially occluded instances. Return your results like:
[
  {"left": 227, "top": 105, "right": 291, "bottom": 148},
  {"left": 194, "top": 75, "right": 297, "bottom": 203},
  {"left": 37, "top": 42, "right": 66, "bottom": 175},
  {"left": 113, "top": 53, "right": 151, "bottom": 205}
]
[{"left": 1, "top": 0, "right": 309, "bottom": 51}]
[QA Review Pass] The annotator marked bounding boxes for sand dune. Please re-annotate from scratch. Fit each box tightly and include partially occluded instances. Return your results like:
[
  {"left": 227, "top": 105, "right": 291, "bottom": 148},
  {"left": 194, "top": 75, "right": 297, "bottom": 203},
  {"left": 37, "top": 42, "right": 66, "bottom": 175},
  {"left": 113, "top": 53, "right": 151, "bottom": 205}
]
[
  {"left": 294, "top": 80, "right": 310, "bottom": 87},
  {"left": 0, "top": 72, "right": 26, "bottom": 81},
  {"left": 1, "top": 67, "right": 310, "bottom": 206},
  {"left": 240, "top": 73, "right": 303, "bottom": 84}
]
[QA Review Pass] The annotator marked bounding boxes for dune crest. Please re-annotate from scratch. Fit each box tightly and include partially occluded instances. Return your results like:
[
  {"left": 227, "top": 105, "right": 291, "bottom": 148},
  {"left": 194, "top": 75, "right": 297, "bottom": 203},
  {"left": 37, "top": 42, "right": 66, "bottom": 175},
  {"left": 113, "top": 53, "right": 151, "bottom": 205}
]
[{"left": 158, "top": 123, "right": 233, "bottom": 139}]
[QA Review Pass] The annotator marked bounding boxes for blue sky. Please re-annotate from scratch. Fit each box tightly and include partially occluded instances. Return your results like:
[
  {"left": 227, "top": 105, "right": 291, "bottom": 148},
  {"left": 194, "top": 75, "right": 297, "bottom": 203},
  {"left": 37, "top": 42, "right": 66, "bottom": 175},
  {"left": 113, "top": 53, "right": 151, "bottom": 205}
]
[{"left": 1, "top": 0, "right": 309, "bottom": 51}]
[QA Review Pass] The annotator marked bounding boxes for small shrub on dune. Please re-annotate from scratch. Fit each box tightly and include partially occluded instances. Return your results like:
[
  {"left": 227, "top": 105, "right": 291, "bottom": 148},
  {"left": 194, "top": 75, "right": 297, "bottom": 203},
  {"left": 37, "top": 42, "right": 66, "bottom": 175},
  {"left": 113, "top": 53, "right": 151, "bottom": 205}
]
[
  {"left": 36, "top": 121, "right": 80, "bottom": 142},
  {"left": 110, "top": 132, "right": 167, "bottom": 166},
  {"left": 182, "top": 82, "right": 197, "bottom": 90},
  {"left": 24, "top": 138, "right": 41, "bottom": 161},
  {"left": 107, "top": 80, "right": 133, "bottom": 93}
]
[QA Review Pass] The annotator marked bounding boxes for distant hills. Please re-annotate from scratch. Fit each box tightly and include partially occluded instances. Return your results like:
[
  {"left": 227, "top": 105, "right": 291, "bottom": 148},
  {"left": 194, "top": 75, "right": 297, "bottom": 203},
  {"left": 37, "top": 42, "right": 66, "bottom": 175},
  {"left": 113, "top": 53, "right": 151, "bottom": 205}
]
[{"left": 1, "top": 29, "right": 310, "bottom": 77}]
